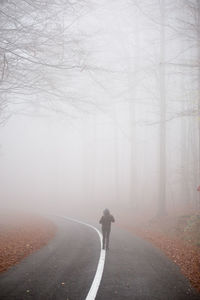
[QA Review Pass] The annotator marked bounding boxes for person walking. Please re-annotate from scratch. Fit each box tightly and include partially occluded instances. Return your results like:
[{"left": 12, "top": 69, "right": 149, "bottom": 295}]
[{"left": 99, "top": 209, "right": 115, "bottom": 250}]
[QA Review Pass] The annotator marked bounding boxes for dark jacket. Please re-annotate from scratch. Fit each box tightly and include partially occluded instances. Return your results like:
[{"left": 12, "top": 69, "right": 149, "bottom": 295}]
[{"left": 99, "top": 214, "right": 115, "bottom": 231}]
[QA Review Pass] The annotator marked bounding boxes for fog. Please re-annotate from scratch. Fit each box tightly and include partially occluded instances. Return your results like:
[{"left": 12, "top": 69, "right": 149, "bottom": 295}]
[{"left": 0, "top": 0, "right": 199, "bottom": 222}]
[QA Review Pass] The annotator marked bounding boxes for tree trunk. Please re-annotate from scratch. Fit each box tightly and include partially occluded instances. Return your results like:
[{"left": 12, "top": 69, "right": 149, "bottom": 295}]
[{"left": 158, "top": 0, "right": 167, "bottom": 216}]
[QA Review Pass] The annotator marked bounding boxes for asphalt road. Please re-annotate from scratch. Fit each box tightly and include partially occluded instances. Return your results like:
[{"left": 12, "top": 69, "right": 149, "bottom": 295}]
[
  {"left": 96, "top": 226, "right": 200, "bottom": 300},
  {"left": 0, "top": 217, "right": 199, "bottom": 300},
  {"left": 0, "top": 217, "right": 99, "bottom": 300}
]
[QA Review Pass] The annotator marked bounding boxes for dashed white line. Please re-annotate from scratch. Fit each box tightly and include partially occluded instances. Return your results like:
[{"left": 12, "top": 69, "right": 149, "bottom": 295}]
[{"left": 59, "top": 216, "right": 106, "bottom": 300}]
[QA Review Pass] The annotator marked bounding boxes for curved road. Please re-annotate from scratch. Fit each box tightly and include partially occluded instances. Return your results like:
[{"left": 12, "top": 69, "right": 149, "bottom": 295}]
[{"left": 0, "top": 217, "right": 199, "bottom": 300}]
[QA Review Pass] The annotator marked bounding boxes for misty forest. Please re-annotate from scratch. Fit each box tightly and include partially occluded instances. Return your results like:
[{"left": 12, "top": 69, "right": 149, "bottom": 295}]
[{"left": 0, "top": 1, "right": 200, "bottom": 299}]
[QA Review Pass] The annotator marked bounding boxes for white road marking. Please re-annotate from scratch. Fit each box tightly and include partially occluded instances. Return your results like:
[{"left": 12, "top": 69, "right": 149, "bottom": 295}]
[{"left": 59, "top": 216, "right": 106, "bottom": 300}]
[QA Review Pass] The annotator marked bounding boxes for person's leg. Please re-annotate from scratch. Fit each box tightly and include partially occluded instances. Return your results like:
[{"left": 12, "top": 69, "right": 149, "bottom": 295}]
[
  {"left": 106, "top": 230, "right": 111, "bottom": 250},
  {"left": 102, "top": 229, "right": 106, "bottom": 249}
]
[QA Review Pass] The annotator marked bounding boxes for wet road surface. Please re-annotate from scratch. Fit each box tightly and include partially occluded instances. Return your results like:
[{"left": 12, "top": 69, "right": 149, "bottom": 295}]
[
  {"left": 0, "top": 217, "right": 199, "bottom": 300},
  {"left": 0, "top": 217, "right": 99, "bottom": 300},
  {"left": 96, "top": 226, "right": 199, "bottom": 300}
]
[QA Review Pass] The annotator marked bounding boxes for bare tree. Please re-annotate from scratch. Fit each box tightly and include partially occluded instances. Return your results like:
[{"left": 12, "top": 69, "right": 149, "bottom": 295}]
[
  {"left": 174, "top": 0, "right": 200, "bottom": 208},
  {"left": 0, "top": 0, "right": 89, "bottom": 119}
]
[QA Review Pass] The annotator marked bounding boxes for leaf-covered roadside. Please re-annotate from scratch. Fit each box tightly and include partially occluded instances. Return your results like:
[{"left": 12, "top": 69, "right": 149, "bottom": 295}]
[
  {"left": 0, "top": 214, "right": 56, "bottom": 273},
  {"left": 122, "top": 214, "right": 200, "bottom": 293}
]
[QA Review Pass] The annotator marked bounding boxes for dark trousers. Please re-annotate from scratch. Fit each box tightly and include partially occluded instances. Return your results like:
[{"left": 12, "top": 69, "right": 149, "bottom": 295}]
[{"left": 102, "top": 229, "right": 111, "bottom": 250}]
